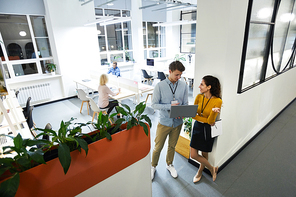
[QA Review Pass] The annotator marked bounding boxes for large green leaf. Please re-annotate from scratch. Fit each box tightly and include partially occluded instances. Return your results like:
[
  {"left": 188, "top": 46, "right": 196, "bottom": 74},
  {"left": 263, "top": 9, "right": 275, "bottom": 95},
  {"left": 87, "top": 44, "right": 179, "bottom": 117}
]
[
  {"left": 34, "top": 128, "right": 57, "bottom": 138},
  {"left": 121, "top": 103, "right": 131, "bottom": 112},
  {"left": 139, "top": 121, "right": 149, "bottom": 136},
  {"left": 15, "top": 156, "right": 31, "bottom": 169},
  {"left": 115, "top": 106, "right": 128, "bottom": 116},
  {"left": 58, "top": 143, "right": 71, "bottom": 174},
  {"left": 140, "top": 115, "right": 152, "bottom": 128},
  {"left": 13, "top": 134, "right": 23, "bottom": 150},
  {"left": 0, "top": 157, "right": 14, "bottom": 166},
  {"left": 28, "top": 149, "right": 46, "bottom": 164},
  {"left": 105, "top": 132, "right": 112, "bottom": 141},
  {"left": 0, "top": 172, "right": 20, "bottom": 197},
  {"left": 127, "top": 121, "right": 132, "bottom": 130},
  {"left": 24, "top": 139, "right": 50, "bottom": 147},
  {"left": 75, "top": 138, "right": 89, "bottom": 156},
  {"left": 135, "top": 101, "right": 146, "bottom": 115},
  {"left": 0, "top": 166, "right": 11, "bottom": 177},
  {"left": 58, "top": 121, "right": 67, "bottom": 140}
]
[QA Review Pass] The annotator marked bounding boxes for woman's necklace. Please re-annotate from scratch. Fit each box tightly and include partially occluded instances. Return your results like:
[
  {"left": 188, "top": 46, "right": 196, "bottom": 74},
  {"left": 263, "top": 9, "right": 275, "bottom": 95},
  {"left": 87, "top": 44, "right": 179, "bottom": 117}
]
[{"left": 200, "top": 94, "right": 212, "bottom": 117}]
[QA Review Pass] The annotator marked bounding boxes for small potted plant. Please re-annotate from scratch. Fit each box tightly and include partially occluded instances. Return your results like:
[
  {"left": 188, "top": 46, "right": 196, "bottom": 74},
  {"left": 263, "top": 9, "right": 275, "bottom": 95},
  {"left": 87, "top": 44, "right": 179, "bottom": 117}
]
[
  {"left": 174, "top": 54, "right": 186, "bottom": 62},
  {"left": 46, "top": 63, "right": 56, "bottom": 75}
]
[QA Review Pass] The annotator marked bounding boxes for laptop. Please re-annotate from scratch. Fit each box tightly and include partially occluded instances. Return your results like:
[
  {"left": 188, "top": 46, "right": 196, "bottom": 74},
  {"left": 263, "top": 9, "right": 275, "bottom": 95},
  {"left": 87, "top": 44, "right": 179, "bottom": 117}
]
[{"left": 169, "top": 105, "right": 198, "bottom": 118}]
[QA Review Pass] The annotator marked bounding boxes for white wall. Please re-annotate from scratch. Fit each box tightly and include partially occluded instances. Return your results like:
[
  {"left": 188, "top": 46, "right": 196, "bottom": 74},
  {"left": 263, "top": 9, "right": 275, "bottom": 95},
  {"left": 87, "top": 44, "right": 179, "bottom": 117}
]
[
  {"left": 44, "top": 0, "right": 101, "bottom": 97},
  {"left": 194, "top": 0, "right": 296, "bottom": 166},
  {"left": 0, "top": 0, "right": 45, "bottom": 15},
  {"left": 77, "top": 153, "right": 152, "bottom": 197},
  {"left": 165, "top": 10, "right": 181, "bottom": 60}
]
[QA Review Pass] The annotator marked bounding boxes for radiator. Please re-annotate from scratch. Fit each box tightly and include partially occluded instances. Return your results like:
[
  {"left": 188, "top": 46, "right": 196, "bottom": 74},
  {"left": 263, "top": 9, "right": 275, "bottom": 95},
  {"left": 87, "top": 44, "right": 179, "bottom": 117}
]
[{"left": 16, "top": 83, "right": 52, "bottom": 106}]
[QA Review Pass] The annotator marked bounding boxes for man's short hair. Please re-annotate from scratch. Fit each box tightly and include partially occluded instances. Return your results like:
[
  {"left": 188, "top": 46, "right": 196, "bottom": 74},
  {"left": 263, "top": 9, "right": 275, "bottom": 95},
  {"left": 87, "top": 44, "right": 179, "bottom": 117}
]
[
  {"left": 113, "top": 61, "right": 117, "bottom": 66},
  {"left": 169, "top": 61, "right": 185, "bottom": 72}
]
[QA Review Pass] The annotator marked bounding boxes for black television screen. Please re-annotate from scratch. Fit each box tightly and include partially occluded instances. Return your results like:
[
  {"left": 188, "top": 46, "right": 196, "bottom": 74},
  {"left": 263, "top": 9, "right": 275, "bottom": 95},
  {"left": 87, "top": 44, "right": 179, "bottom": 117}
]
[{"left": 147, "top": 58, "right": 154, "bottom": 66}]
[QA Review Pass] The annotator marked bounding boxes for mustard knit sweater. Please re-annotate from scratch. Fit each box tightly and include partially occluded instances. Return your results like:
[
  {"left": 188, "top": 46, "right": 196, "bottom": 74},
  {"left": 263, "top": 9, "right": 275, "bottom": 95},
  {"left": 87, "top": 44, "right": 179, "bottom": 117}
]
[{"left": 193, "top": 94, "right": 222, "bottom": 125}]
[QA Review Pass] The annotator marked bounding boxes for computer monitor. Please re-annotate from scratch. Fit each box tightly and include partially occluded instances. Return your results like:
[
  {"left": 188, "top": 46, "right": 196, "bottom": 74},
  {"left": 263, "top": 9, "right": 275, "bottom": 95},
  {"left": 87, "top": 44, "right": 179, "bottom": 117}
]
[{"left": 147, "top": 58, "right": 154, "bottom": 66}]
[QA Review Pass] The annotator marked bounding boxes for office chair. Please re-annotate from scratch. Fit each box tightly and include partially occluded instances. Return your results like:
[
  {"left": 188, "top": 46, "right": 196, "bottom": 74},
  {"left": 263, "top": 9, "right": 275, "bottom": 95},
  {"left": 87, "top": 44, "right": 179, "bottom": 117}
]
[
  {"left": 15, "top": 90, "right": 19, "bottom": 98},
  {"left": 27, "top": 106, "right": 37, "bottom": 138},
  {"left": 23, "top": 97, "right": 32, "bottom": 119},
  {"left": 43, "top": 123, "right": 52, "bottom": 141},
  {"left": 141, "top": 69, "right": 153, "bottom": 85},
  {"left": 77, "top": 89, "right": 90, "bottom": 115},
  {"left": 88, "top": 96, "right": 110, "bottom": 123},
  {"left": 157, "top": 71, "right": 166, "bottom": 81}
]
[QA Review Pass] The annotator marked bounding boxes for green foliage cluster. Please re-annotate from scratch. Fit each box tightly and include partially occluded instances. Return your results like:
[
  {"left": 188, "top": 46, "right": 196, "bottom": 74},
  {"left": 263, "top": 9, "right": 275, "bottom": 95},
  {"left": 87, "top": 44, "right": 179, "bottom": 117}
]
[
  {"left": 35, "top": 118, "right": 90, "bottom": 174},
  {"left": 0, "top": 102, "right": 152, "bottom": 196},
  {"left": 116, "top": 101, "right": 152, "bottom": 136},
  {"left": 46, "top": 63, "right": 56, "bottom": 72},
  {"left": 174, "top": 54, "right": 186, "bottom": 62},
  {"left": 0, "top": 134, "right": 50, "bottom": 197},
  {"left": 183, "top": 117, "right": 192, "bottom": 138}
]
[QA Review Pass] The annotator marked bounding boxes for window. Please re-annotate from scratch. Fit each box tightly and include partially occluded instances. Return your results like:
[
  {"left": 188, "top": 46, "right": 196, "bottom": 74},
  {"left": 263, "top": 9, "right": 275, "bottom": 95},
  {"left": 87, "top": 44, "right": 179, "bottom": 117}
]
[
  {"left": 238, "top": 0, "right": 296, "bottom": 93},
  {"left": 0, "top": 14, "right": 53, "bottom": 78},
  {"left": 143, "top": 21, "right": 166, "bottom": 59},
  {"left": 96, "top": 9, "right": 133, "bottom": 65},
  {"left": 181, "top": 11, "right": 196, "bottom": 53}
]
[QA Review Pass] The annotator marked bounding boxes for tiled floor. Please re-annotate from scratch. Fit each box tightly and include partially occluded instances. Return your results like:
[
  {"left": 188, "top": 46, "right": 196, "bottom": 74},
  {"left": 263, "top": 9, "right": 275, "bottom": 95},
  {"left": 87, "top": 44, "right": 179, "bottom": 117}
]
[{"left": 33, "top": 87, "right": 296, "bottom": 197}]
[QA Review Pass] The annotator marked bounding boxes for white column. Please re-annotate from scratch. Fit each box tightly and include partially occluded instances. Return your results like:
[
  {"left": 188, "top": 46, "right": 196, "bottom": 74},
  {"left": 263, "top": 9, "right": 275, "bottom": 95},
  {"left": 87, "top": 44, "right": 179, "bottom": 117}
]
[{"left": 131, "top": 0, "right": 144, "bottom": 67}]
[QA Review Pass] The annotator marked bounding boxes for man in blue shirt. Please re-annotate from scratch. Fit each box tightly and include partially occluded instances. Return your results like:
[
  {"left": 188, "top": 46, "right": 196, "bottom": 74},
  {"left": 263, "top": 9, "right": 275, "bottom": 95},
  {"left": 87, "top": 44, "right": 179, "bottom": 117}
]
[
  {"left": 151, "top": 61, "right": 188, "bottom": 181},
  {"left": 107, "top": 61, "right": 121, "bottom": 77}
]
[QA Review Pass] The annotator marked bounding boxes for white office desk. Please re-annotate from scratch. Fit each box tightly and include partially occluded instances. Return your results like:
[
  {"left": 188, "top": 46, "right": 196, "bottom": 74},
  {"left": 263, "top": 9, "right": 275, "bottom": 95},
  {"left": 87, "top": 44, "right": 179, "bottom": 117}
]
[
  {"left": 74, "top": 79, "right": 137, "bottom": 102},
  {"left": 138, "top": 83, "right": 154, "bottom": 94}
]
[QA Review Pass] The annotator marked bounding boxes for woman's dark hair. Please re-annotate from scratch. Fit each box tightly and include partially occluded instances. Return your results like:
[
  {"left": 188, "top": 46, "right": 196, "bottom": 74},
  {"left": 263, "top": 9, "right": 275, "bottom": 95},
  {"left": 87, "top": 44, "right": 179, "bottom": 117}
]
[
  {"left": 203, "top": 75, "right": 221, "bottom": 99},
  {"left": 169, "top": 61, "right": 185, "bottom": 72}
]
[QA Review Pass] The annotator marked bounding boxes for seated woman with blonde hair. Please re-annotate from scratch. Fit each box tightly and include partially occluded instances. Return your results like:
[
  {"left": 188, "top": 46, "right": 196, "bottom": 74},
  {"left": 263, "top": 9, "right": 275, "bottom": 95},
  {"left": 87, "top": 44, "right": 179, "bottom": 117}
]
[{"left": 98, "top": 74, "right": 121, "bottom": 117}]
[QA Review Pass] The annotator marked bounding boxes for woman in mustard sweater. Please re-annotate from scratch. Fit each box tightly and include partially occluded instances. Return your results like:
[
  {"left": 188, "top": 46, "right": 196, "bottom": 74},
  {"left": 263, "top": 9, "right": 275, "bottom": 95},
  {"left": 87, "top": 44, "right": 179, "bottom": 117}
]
[{"left": 190, "top": 75, "right": 222, "bottom": 183}]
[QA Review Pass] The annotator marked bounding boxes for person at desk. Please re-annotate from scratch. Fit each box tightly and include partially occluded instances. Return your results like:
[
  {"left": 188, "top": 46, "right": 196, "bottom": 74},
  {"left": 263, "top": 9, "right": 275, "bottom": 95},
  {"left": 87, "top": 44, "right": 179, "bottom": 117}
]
[
  {"left": 98, "top": 74, "right": 121, "bottom": 117},
  {"left": 190, "top": 75, "right": 222, "bottom": 183},
  {"left": 107, "top": 61, "right": 121, "bottom": 77},
  {"left": 151, "top": 61, "right": 188, "bottom": 181}
]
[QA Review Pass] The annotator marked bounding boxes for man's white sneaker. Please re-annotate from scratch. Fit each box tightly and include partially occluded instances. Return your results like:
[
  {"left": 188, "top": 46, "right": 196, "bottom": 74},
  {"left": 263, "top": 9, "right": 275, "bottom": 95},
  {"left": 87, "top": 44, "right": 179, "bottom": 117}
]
[
  {"left": 166, "top": 164, "right": 178, "bottom": 178},
  {"left": 151, "top": 166, "right": 156, "bottom": 181}
]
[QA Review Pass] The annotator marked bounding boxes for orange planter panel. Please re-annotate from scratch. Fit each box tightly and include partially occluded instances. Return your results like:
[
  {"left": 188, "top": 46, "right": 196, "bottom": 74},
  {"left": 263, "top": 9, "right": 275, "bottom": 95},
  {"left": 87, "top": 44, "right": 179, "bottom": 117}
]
[{"left": 15, "top": 125, "right": 150, "bottom": 197}]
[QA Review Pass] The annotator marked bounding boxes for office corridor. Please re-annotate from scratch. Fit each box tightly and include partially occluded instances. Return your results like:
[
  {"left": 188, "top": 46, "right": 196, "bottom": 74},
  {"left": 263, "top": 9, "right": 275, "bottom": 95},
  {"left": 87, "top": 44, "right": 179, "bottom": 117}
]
[{"left": 33, "top": 94, "right": 296, "bottom": 197}]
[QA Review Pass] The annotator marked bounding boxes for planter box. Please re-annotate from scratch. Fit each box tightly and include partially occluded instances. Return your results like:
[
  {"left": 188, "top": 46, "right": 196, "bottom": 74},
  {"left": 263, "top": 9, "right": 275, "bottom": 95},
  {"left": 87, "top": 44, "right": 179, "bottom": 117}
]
[
  {"left": 12, "top": 125, "right": 150, "bottom": 197},
  {"left": 175, "top": 127, "right": 191, "bottom": 159}
]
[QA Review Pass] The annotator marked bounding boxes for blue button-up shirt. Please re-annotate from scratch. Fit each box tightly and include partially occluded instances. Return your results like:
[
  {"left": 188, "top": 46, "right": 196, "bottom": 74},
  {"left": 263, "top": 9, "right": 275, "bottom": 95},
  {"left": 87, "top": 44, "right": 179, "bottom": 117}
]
[
  {"left": 107, "top": 67, "right": 121, "bottom": 77},
  {"left": 152, "top": 78, "right": 188, "bottom": 128}
]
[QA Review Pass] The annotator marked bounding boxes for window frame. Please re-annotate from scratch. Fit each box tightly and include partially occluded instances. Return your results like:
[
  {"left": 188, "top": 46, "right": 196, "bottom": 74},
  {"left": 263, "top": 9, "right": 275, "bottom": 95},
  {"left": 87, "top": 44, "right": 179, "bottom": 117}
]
[
  {"left": 238, "top": 0, "right": 296, "bottom": 93},
  {"left": 0, "top": 14, "right": 54, "bottom": 79}
]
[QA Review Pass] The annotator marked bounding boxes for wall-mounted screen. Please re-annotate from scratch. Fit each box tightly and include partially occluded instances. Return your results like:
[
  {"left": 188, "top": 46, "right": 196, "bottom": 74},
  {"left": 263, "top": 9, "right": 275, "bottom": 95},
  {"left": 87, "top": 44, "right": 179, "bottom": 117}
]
[{"left": 147, "top": 58, "right": 154, "bottom": 66}]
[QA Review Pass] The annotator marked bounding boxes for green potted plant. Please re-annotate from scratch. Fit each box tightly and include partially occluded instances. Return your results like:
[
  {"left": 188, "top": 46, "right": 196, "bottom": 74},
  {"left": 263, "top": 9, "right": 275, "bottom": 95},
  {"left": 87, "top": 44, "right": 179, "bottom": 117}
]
[
  {"left": 174, "top": 54, "right": 186, "bottom": 62},
  {"left": 183, "top": 117, "right": 192, "bottom": 139},
  {"left": 46, "top": 63, "right": 56, "bottom": 74},
  {"left": 0, "top": 102, "right": 152, "bottom": 196},
  {"left": 115, "top": 101, "right": 152, "bottom": 136},
  {"left": 89, "top": 111, "right": 123, "bottom": 141},
  {"left": 175, "top": 117, "right": 192, "bottom": 159},
  {"left": 34, "top": 117, "right": 91, "bottom": 174},
  {"left": 0, "top": 134, "right": 51, "bottom": 197}
]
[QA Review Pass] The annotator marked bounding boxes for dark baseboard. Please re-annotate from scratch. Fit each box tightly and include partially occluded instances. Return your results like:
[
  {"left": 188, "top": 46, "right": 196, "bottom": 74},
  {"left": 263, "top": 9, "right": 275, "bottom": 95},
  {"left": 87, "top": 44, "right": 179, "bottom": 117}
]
[{"left": 188, "top": 97, "right": 296, "bottom": 175}]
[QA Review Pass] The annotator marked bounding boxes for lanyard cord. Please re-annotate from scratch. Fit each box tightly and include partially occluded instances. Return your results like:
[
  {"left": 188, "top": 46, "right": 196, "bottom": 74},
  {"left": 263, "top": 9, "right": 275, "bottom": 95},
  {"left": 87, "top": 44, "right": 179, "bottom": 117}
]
[
  {"left": 168, "top": 81, "right": 178, "bottom": 100},
  {"left": 201, "top": 94, "right": 212, "bottom": 116}
]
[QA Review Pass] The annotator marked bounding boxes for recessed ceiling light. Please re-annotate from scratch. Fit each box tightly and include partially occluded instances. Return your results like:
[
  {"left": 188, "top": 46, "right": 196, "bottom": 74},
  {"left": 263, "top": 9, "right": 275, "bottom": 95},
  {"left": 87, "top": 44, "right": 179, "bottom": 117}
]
[
  {"left": 107, "top": 3, "right": 114, "bottom": 6},
  {"left": 19, "top": 31, "right": 26, "bottom": 36}
]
